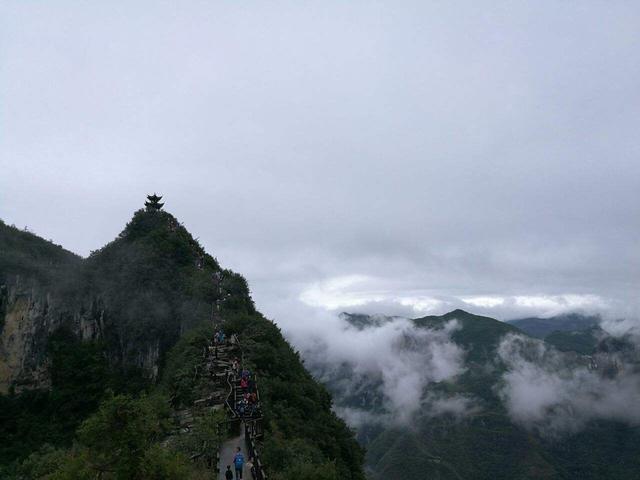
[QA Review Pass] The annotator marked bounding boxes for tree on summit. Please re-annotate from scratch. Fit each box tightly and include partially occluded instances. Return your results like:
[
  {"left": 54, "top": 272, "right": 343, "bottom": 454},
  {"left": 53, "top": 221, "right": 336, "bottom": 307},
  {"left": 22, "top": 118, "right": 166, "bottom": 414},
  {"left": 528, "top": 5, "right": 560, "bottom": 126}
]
[{"left": 144, "top": 194, "right": 164, "bottom": 211}]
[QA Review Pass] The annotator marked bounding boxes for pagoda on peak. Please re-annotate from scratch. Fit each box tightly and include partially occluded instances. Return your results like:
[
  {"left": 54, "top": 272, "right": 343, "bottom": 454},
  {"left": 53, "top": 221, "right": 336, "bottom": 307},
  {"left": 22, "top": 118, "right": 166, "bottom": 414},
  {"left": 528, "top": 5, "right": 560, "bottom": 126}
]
[{"left": 145, "top": 193, "right": 164, "bottom": 211}]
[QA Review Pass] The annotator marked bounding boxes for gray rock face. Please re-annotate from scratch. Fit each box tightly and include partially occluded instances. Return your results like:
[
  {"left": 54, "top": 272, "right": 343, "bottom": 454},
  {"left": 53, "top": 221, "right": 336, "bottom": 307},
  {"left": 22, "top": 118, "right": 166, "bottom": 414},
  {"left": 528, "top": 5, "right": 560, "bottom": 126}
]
[
  {"left": 0, "top": 208, "right": 234, "bottom": 395},
  {"left": 1, "top": 281, "right": 61, "bottom": 392},
  {"left": 0, "top": 277, "right": 161, "bottom": 393}
]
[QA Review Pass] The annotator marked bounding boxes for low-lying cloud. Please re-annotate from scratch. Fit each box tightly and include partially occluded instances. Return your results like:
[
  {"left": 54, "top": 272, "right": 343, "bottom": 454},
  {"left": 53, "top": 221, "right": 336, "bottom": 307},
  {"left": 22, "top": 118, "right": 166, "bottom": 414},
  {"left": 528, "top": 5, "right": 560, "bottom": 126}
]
[
  {"left": 291, "top": 313, "right": 466, "bottom": 425},
  {"left": 297, "top": 274, "right": 614, "bottom": 321},
  {"left": 423, "top": 392, "right": 480, "bottom": 420},
  {"left": 285, "top": 304, "right": 640, "bottom": 438},
  {"left": 498, "top": 333, "right": 640, "bottom": 437}
]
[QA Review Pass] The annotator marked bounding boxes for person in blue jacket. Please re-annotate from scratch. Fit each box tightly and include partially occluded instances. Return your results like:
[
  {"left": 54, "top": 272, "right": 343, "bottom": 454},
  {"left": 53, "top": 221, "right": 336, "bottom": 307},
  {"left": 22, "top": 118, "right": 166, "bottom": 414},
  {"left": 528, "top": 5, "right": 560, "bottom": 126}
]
[{"left": 233, "top": 446, "right": 245, "bottom": 479}]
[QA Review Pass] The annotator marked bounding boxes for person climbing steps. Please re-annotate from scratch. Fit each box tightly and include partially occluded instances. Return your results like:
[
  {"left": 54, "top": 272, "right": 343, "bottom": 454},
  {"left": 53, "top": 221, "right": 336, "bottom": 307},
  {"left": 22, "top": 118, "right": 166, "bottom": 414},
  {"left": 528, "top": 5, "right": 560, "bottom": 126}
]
[{"left": 233, "top": 446, "right": 245, "bottom": 480}]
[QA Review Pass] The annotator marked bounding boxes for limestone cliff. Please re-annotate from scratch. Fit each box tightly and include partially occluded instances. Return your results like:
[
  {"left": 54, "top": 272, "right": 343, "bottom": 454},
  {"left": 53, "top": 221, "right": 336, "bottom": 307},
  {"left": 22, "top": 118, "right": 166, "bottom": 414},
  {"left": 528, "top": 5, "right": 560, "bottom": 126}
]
[
  {"left": 0, "top": 221, "right": 83, "bottom": 393},
  {"left": 0, "top": 208, "right": 241, "bottom": 394},
  {"left": 0, "top": 277, "right": 108, "bottom": 393}
]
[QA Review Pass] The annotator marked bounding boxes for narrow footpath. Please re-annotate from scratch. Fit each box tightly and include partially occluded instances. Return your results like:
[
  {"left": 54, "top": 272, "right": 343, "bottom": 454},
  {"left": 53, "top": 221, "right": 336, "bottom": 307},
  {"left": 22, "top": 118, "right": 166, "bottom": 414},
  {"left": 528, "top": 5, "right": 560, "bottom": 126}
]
[
  {"left": 170, "top": 325, "right": 266, "bottom": 479},
  {"left": 214, "top": 331, "right": 267, "bottom": 480},
  {"left": 218, "top": 426, "right": 248, "bottom": 480}
]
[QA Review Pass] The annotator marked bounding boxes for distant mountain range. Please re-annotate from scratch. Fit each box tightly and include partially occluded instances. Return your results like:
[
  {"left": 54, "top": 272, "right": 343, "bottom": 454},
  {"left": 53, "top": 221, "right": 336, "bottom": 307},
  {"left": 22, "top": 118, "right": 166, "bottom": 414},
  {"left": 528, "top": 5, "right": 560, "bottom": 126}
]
[
  {"left": 507, "top": 313, "right": 601, "bottom": 338},
  {"left": 306, "top": 309, "right": 640, "bottom": 480},
  {"left": 506, "top": 313, "right": 605, "bottom": 355}
]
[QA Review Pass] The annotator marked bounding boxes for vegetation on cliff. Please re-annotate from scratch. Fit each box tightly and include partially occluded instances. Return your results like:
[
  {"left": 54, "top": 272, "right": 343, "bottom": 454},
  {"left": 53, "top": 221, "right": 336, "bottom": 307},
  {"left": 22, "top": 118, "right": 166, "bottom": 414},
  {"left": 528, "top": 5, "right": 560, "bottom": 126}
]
[
  {"left": 314, "top": 311, "right": 640, "bottom": 480},
  {"left": 222, "top": 310, "right": 365, "bottom": 480},
  {"left": 0, "top": 204, "right": 365, "bottom": 479},
  {"left": 0, "top": 220, "right": 81, "bottom": 287}
]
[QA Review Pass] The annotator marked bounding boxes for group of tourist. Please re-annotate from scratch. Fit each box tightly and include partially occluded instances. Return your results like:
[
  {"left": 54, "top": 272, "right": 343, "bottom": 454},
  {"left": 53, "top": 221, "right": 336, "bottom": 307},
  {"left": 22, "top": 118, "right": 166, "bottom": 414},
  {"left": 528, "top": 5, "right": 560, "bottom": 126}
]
[
  {"left": 220, "top": 335, "right": 260, "bottom": 480},
  {"left": 233, "top": 361, "right": 261, "bottom": 418},
  {"left": 236, "top": 392, "right": 260, "bottom": 417},
  {"left": 206, "top": 330, "right": 228, "bottom": 360}
]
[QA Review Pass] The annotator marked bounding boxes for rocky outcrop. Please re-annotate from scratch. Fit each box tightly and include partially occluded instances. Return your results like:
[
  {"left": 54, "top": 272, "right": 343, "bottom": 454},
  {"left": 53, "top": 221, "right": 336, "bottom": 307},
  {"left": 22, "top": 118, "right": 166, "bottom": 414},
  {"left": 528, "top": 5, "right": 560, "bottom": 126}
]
[
  {"left": 0, "top": 282, "right": 58, "bottom": 393},
  {"left": 0, "top": 278, "right": 163, "bottom": 393},
  {"left": 0, "top": 207, "right": 232, "bottom": 394},
  {"left": 0, "top": 279, "right": 94, "bottom": 393}
]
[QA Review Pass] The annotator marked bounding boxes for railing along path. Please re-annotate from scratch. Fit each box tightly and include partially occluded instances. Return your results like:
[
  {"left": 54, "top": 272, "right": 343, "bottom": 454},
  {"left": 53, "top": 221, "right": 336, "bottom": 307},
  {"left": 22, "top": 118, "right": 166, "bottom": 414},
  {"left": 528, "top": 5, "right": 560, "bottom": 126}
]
[
  {"left": 225, "top": 334, "right": 267, "bottom": 480},
  {"left": 169, "top": 319, "right": 267, "bottom": 480}
]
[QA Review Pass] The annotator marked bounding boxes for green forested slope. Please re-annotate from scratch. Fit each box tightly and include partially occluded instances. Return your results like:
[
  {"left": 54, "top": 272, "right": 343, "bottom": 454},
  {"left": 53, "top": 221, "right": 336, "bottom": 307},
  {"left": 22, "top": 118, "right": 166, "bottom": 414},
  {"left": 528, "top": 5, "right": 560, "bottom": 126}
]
[
  {"left": 222, "top": 310, "right": 365, "bottom": 480},
  {"left": 0, "top": 205, "right": 364, "bottom": 479},
  {"left": 319, "top": 310, "right": 640, "bottom": 480},
  {"left": 0, "top": 220, "right": 81, "bottom": 286},
  {"left": 508, "top": 314, "right": 600, "bottom": 338}
]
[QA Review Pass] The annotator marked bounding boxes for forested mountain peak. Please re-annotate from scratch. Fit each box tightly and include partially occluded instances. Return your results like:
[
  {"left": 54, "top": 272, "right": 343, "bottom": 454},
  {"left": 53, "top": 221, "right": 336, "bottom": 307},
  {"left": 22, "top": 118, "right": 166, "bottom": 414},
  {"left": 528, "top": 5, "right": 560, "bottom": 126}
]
[
  {"left": 0, "top": 203, "right": 364, "bottom": 479},
  {"left": 413, "top": 309, "right": 523, "bottom": 362},
  {"left": 92, "top": 205, "right": 218, "bottom": 269}
]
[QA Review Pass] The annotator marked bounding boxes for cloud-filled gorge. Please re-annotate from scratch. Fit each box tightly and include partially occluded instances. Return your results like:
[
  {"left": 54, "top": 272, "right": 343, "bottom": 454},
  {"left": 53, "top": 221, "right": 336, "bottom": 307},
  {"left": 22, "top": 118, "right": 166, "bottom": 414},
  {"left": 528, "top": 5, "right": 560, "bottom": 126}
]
[
  {"left": 293, "top": 315, "right": 467, "bottom": 426},
  {"left": 286, "top": 312, "right": 640, "bottom": 438},
  {"left": 498, "top": 332, "right": 640, "bottom": 437}
]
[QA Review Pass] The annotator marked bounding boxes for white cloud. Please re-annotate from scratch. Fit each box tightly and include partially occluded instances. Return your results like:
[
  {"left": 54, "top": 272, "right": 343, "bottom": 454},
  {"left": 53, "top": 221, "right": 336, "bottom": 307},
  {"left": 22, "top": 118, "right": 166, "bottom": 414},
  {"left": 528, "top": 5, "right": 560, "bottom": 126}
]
[
  {"left": 299, "top": 275, "right": 384, "bottom": 310},
  {"left": 511, "top": 294, "right": 608, "bottom": 316},
  {"left": 462, "top": 296, "right": 505, "bottom": 308},
  {"left": 498, "top": 333, "right": 640, "bottom": 436},
  {"left": 299, "top": 275, "right": 444, "bottom": 314},
  {"left": 294, "top": 313, "right": 467, "bottom": 425},
  {"left": 297, "top": 276, "right": 612, "bottom": 321},
  {"left": 332, "top": 406, "right": 389, "bottom": 429},
  {"left": 423, "top": 393, "right": 480, "bottom": 419},
  {"left": 395, "top": 296, "right": 443, "bottom": 313}
]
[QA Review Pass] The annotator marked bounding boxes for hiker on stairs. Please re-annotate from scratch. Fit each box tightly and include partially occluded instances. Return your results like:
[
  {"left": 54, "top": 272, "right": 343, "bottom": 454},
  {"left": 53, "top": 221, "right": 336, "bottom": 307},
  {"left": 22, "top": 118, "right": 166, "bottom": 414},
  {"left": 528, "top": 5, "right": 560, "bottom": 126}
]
[{"left": 233, "top": 447, "right": 245, "bottom": 480}]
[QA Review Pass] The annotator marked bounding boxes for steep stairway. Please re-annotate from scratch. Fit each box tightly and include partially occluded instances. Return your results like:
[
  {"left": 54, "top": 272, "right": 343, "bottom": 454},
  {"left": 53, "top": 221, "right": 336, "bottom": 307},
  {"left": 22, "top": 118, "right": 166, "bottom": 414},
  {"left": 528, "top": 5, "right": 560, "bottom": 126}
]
[{"left": 170, "top": 327, "right": 266, "bottom": 479}]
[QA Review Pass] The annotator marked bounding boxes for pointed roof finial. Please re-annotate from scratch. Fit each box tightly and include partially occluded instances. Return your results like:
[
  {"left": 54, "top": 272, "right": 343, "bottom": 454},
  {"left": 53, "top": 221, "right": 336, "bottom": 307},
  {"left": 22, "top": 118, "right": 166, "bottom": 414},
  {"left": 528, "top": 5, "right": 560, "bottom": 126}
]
[{"left": 145, "top": 193, "right": 164, "bottom": 211}]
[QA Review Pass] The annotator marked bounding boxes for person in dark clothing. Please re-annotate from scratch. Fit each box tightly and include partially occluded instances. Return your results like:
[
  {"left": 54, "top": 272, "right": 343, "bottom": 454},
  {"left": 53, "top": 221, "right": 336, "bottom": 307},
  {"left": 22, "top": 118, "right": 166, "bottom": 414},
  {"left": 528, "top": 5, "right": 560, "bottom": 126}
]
[{"left": 225, "top": 465, "right": 234, "bottom": 480}]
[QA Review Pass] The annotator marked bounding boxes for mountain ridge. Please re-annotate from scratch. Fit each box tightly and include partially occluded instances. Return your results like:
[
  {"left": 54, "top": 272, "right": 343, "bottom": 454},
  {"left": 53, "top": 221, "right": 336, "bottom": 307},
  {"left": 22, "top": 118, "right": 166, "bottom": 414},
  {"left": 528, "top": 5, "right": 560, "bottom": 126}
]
[
  {"left": 507, "top": 313, "right": 601, "bottom": 338},
  {"left": 306, "top": 309, "right": 640, "bottom": 479},
  {"left": 0, "top": 201, "right": 365, "bottom": 479}
]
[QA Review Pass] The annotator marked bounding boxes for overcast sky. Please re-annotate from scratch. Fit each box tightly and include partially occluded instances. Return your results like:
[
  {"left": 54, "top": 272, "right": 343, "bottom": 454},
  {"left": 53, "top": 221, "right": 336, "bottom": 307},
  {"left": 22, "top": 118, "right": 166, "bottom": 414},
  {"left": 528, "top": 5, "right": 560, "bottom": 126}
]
[{"left": 1, "top": 1, "right": 639, "bottom": 328}]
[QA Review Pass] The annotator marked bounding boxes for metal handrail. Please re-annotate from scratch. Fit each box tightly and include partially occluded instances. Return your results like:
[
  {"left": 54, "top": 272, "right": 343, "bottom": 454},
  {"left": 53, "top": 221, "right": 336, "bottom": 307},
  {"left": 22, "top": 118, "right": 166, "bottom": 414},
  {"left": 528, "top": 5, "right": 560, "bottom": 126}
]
[
  {"left": 245, "top": 421, "right": 267, "bottom": 480},
  {"left": 224, "top": 371, "right": 237, "bottom": 417},
  {"left": 228, "top": 333, "right": 267, "bottom": 479}
]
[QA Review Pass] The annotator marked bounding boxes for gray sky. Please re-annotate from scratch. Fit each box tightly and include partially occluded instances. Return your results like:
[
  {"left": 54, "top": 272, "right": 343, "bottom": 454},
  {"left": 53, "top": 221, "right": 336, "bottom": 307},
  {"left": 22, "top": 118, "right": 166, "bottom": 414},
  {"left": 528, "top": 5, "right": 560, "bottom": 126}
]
[{"left": 1, "top": 1, "right": 639, "bottom": 328}]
